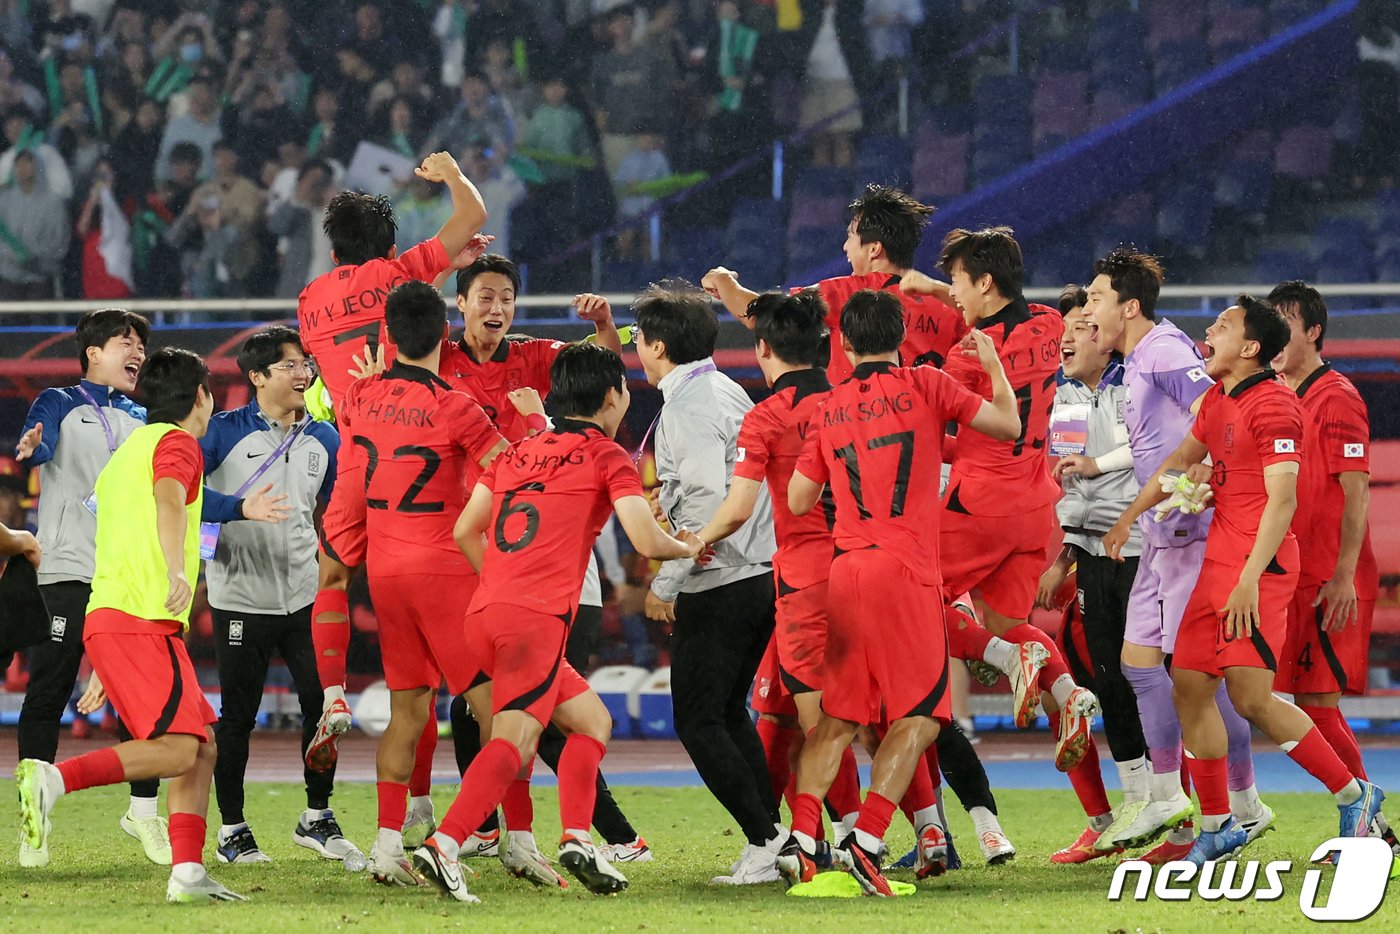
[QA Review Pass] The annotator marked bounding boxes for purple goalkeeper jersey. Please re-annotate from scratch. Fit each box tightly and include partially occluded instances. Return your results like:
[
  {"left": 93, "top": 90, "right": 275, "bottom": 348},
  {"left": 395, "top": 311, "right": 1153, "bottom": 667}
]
[{"left": 1123, "top": 319, "right": 1215, "bottom": 548}]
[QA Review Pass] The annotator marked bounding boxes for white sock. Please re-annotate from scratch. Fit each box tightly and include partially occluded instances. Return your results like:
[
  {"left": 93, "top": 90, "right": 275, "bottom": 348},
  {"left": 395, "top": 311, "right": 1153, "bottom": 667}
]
[
  {"left": 853, "top": 828, "right": 883, "bottom": 853},
  {"left": 983, "top": 637, "right": 1016, "bottom": 674},
  {"left": 431, "top": 830, "right": 460, "bottom": 861},
  {"left": 1116, "top": 757, "right": 1150, "bottom": 804},
  {"left": 763, "top": 829, "right": 788, "bottom": 852},
  {"left": 129, "top": 794, "right": 158, "bottom": 820},
  {"left": 408, "top": 795, "right": 433, "bottom": 816},
  {"left": 1049, "top": 674, "right": 1077, "bottom": 709},
  {"left": 841, "top": 811, "right": 859, "bottom": 829},
  {"left": 564, "top": 827, "right": 592, "bottom": 843},
  {"left": 1335, "top": 779, "right": 1363, "bottom": 806},
  {"left": 1149, "top": 769, "right": 1183, "bottom": 802},
  {"left": 1167, "top": 824, "right": 1196, "bottom": 845},
  {"left": 911, "top": 804, "right": 942, "bottom": 835},
  {"left": 792, "top": 829, "right": 817, "bottom": 853},
  {"left": 323, "top": 684, "right": 346, "bottom": 707},
  {"left": 1089, "top": 812, "right": 1114, "bottom": 833},
  {"left": 508, "top": 829, "right": 538, "bottom": 851},
  {"left": 170, "top": 861, "right": 206, "bottom": 885},
  {"left": 219, "top": 822, "right": 248, "bottom": 842},
  {"left": 1228, "top": 785, "right": 1262, "bottom": 819},
  {"left": 1200, "top": 813, "right": 1230, "bottom": 833},
  {"left": 302, "top": 807, "right": 328, "bottom": 826},
  {"left": 969, "top": 806, "right": 1002, "bottom": 837},
  {"left": 376, "top": 827, "right": 404, "bottom": 854}
]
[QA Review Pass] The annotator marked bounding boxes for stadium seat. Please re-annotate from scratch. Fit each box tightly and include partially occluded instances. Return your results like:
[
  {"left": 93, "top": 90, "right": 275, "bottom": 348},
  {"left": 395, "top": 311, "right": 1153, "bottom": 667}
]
[
  {"left": 1249, "top": 247, "right": 1315, "bottom": 283},
  {"left": 1208, "top": 7, "right": 1266, "bottom": 53},
  {"left": 1314, "top": 248, "right": 1376, "bottom": 285},
  {"left": 1091, "top": 58, "right": 1153, "bottom": 103},
  {"left": 1089, "top": 89, "right": 1142, "bottom": 129},
  {"left": 854, "top": 134, "right": 914, "bottom": 190},
  {"left": 973, "top": 74, "right": 1033, "bottom": 119},
  {"left": 1269, "top": 0, "right": 1329, "bottom": 32},
  {"left": 1148, "top": 0, "right": 1206, "bottom": 54},
  {"left": 1213, "top": 161, "right": 1274, "bottom": 213},
  {"left": 911, "top": 132, "right": 969, "bottom": 201},
  {"left": 1153, "top": 39, "right": 1210, "bottom": 94},
  {"left": 665, "top": 226, "right": 726, "bottom": 282},
  {"left": 1274, "top": 125, "right": 1334, "bottom": 180},
  {"left": 1374, "top": 189, "right": 1400, "bottom": 236},
  {"left": 1311, "top": 217, "right": 1374, "bottom": 263},
  {"left": 725, "top": 243, "right": 784, "bottom": 291},
  {"left": 786, "top": 195, "right": 848, "bottom": 236},
  {"left": 1089, "top": 10, "right": 1147, "bottom": 58},
  {"left": 793, "top": 166, "right": 854, "bottom": 197}
]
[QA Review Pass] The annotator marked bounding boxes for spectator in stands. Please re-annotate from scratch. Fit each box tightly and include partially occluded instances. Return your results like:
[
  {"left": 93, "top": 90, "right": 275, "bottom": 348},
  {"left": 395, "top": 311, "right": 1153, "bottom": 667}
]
[
  {"left": 130, "top": 141, "right": 201, "bottom": 298},
  {"left": 521, "top": 73, "right": 594, "bottom": 185},
  {"left": 305, "top": 84, "right": 357, "bottom": 167},
  {"left": 796, "top": 0, "right": 868, "bottom": 167},
  {"left": 108, "top": 97, "right": 163, "bottom": 205},
  {"left": 367, "top": 60, "right": 435, "bottom": 119},
  {"left": 424, "top": 70, "right": 515, "bottom": 161},
  {"left": 373, "top": 95, "right": 422, "bottom": 160},
  {"left": 464, "top": 144, "right": 526, "bottom": 259},
  {"left": 151, "top": 9, "right": 223, "bottom": 71},
  {"left": 0, "top": 106, "right": 73, "bottom": 200},
  {"left": 468, "top": 0, "right": 544, "bottom": 65},
  {"left": 188, "top": 140, "right": 265, "bottom": 290},
  {"left": 228, "top": 77, "right": 299, "bottom": 176},
  {"left": 36, "top": 0, "right": 97, "bottom": 62},
  {"left": 49, "top": 99, "right": 102, "bottom": 192},
  {"left": 156, "top": 74, "right": 222, "bottom": 182},
  {"left": 345, "top": 1, "right": 401, "bottom": 76},
  {"left": 268, "top": 158, "right": 335, "bottom": 299},
  {"left": 167, "top": 192, "right": 241, "bottom": 298},
  {"left": 0, "top": 151, "right": 71, "bottom": 300},
  {"left": 613, "top": 130, "right": 669, "bottom": 259},
  {"left": 0, "top": 47, "right": 44, "bottom": 118},
  {"left": 1357, "top": 12, "right": 1400, "bottom": 186},
  {"left": 74, "top": 162, "right": 134, "bottom": 301},
  {"left": 332, "top": 47, "right": 379, "bottom": 123},
  {"left": 432, "top": 0, "right": 469, "bottom": 88},
  {"left": 864, "top": 0, "right": 925, "bottom": 75},
  {"left": 101, "top": 40, "right": 154, "bottom": 138},
  {"left": 592, "top": 4, "right": 676, "bottom": 192},
  {"left": 482, "top": 38, "right": 538, "bottom": 121}
]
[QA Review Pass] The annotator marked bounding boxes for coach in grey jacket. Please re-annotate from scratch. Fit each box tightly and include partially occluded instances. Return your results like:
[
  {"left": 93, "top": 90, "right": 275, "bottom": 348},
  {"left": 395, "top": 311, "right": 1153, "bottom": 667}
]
[
  {"left": 635, "top": 283, "right": 785, "bottom": 885},
  {"left": 1037, "top": 312, "right": 1147, "bottom": 801},
  {"left": 199, "top": 326, "right": 357, "bottom": 866}
]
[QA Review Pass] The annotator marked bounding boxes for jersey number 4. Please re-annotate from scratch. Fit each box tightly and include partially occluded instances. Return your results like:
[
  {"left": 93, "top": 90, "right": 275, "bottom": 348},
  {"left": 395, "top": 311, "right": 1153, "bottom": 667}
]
[
  {"left": 353, "top": 437, "right": 445, "bottom": 512},
  {"left": 833, "top": 430, "right": 914, "bottom": 520}
]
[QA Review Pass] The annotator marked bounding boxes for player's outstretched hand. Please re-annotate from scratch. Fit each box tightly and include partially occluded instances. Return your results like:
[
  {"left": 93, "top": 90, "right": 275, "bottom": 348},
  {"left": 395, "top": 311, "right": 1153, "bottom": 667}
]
[
  {"left": 350, "top": 342, "right": 387, "bottom": 380},
  {"left": 1315, "top": 575, "right": 1359, "bottom": 632},
  {"left": 415, "top": 151, "right": 465, "bottom": 184},
  {"left": 449, "top": 233, "right": 495, "bottom": 270},
  {"left": 964, "top": 328, "right": 1000, "bottom": 372},
  {"left": 1221, "top": 577, "right": 1259, "bottom": 639},
  {"left": 165, "top": 569, "right": 192, "bottom": 616},
  {"left": 644, "top": 590, "right": 676, "bottom": 623},
  {"left": 1053, "top": 453, "right": 1101, "bottom": 481},
  {"left": 76, "top": 670, "right": 106, "bottom": 715},
  {"left": 1102, "top": 520, "right": 1131, "bottom": 562},
  {"left": 244, "top": 483, "right": 292, "bottom": 523},
  {"left": 508, "top": 386, "right": 545, "bottom": 419},
  {"left": 700, "top": 266, "right": 736, "bottom": 297},
  {"left": 15, "top": 422, "right": 42, "bottom": 460},
  {"left": 572, "top": 293, "right": 614, "bottom": 323}
]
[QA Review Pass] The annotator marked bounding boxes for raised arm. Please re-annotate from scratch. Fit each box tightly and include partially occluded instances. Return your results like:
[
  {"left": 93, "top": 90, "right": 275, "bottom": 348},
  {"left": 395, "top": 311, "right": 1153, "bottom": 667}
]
[
  {"left": 701, "top": 266, "right": 763, "bottom": 328},
  {"left": 417, "top": 151, "right": 488, "bottom": 258}
]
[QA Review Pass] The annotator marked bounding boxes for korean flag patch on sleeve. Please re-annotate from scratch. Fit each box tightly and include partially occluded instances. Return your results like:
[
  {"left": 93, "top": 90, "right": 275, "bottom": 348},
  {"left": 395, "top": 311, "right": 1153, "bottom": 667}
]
[
  {"left": 1343, "top": 443, "right": 1365, "bottom": 458},
  {"left": 1274, "top": 439, "right": 1296, "bottom": 454}
]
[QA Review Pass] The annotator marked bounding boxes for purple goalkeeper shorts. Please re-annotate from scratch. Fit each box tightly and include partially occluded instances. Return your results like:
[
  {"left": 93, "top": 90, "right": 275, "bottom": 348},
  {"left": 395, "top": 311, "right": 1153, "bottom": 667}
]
[{"left": 1124, "top": 538, "right": 1207, "bottom": 654}]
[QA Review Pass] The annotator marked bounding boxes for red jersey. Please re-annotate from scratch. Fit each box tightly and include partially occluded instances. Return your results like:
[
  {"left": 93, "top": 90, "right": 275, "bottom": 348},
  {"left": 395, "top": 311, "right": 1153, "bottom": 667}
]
[
  {"left": 796, "top": 362, "right": 983, "bottom": 587},
  {"left": 441, "top": 336, "right": 566, "bottom": 442},
  {"left": 1292, "top": 365, "right": 1378, "bottom": 593},
  {"left": 297, "top": 238, "right": 451, "bottom": 408},
  {"left": 942, "top": 300, "right": 1063, "bottom": 518},
  {"left": 340, "top": 362, "right": 504, "bottom": 578},
  {"left": 733, "top": 369, "right": 835, "bottom": 589},
  {"left": 1191, "top": 370, "right": 1303, "bottom": 568},
  {"left": 470, "top": 420, "right": 644, "bottom": 617},
  {"left": 803, "top": 272, "right": 967, "bottom": 384}
]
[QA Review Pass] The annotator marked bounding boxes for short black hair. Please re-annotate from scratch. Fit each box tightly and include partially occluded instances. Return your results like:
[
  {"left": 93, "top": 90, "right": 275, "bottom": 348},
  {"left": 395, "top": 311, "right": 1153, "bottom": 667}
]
[
  {"left": 1093, "top": 247, "right": 1164, "bottom": 321},
  {"left": 549, "top": 343, "right": 627, "bottom": 418},
  {"left": 323, "top": 190, "right": 397, "bottom": 266},
  {"left": 237, "top": 325, "right": 304, "bottom": 380},
  {"left": 840, "top": 289, "right": 904, "bottom": 356},
  {"left": 633, "top": 280, "right": 718, "bottom": 364},
  {"left": 1236, "top": 293, "right": 1290, "bottom": 366},
  {"left": 1058, "top": 283, "right": 1088, "bottom": 316},
  {"left": 384, "top": 281, "right": 448, "bottom": 360},
  {"left": 1267, "top": 279, "right": 1327, "bottom": 352},
  {"left": 749, "top": 288, "right": 828, "bottom": 367},
  {"left": 848, "top": 185, "right": 935, "bottom": 270},
  {"left": 169, "top": 141, "right": 203, "bottom": 166},
  {"left": 139, "top": 348, "right": 210, "bottom": 424},
  {"left": 76, "top": 308, "right": 150, "bottom": 374},
  {"left": 456, "top": 253, "right": 520, "bottom": 296},
  {"left": 938, "top": 226, "right": 1024, "bottom": 299}
]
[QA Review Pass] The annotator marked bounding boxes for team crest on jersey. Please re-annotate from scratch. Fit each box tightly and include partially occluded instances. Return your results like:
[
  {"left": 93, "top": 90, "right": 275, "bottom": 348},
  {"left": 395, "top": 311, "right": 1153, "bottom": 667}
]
[
  {"left": 507, "top": 371, "right": 522, "bottom": 390},
  {"left": 1224, "top": 424, "right": 1234, "bottom": 450},
  {"left": 50, "top": 615, "right": 66, "bottom": 641},
  {"left": 228, "top": 620, "right": 244, "bottom": 645},
  {"left": 307, "top": 451, "right": 321, "bottom": 475},
  {"left": 1274, "top": 439, "right": 1296, "bottom": 454},
  {"left": 1343, "top": 443, "right": 1365, "bottom": 458}
]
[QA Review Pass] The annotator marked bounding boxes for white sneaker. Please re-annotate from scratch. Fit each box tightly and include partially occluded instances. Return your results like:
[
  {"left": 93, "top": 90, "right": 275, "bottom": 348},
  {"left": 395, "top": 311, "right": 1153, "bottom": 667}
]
[
  {"left": 559, "top": 834, "right": 629, "bottom": 895},
  {"left": 500, "top": 830, "right": 568, "bottom": 888},
  {"left": 166, "top": 869, "right": 249, "bottom": 903},
  {"left": 978, "top": 829, "right": 1016, "bottom": 865},
  {"left": 461, "top": 828, "right": 501, "bottom": 858},
  {"left": 15, "top": 759, "right": 58, "bottom": 857},
  {"left": 401, "top": 805, "right": 437, "bottom": 851},
  {"left": 1111, "top": 792, "right": 1195, "bottom": 849},
  {"left": 710, "top": 843, "right": 780, "bottom": 885},
  {"left": 412, "top": 839, "right": 480, "bottom": 904},
  {"left": 1238, "top": 802, "right": 1277, "bottom": 845},
  {"left": 368, "top": 839, "right": 421, "bottom": 886},
  {"left": 122, "top": 809, "right": 172, "bottom": 865},
  {"left": 598, "top": 835, "right": 653, "bottom": 863},
  {"left": 17, "top": 823, "right": 50, "bottom": 868},
  {"left": 1096, "top": 799, "right": 1150, "bottom": 851}
]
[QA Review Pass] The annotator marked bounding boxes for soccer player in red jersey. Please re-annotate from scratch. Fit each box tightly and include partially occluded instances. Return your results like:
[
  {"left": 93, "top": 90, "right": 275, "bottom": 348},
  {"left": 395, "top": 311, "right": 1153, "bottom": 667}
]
[
  {"left": 702, "top": 185, "right": 967, "bottom": 382},
  {"left": 411, "top": 344, "right": 705, "bottom": 904},
  {"left": 778, "top": 289, "right": 1020, "bottom": 895},
  {"left": 693, "top": 290, "right": 863, "bottom": 838},
  {"left": 16, "top": 349, "right": 245, "bottom": 903},
  {"left": 303, "top": 151, "right": 486, "bottom": 772},
  {"left": 335, "top": 282, "right": 511, "bottom": 885},
  {"left": 927, "top": 227, "right": 1100, "bottom": 776},
  {"left": 1268, "top": 281, "right": 1394, "bottom": 849},
  {"left": 1112, "top": 296, "right": 1384, "bottom": 865}
]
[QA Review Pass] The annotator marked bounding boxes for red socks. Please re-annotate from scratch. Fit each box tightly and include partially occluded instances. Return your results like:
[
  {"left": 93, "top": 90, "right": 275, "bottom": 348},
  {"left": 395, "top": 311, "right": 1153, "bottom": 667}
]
[
  {"left": 826, "top": 745, "right": 862, "bottom": 818},
  {"left": 899, "top": 751, "right": 938, "bottom": 825},
  {"left": 854, "top": 792, "right": 898, "bottom": 842},
  {"left": 410, "top": 717, "right": 437, "bottom": 797},
  {"left": 55, "top": 747, "right": 124, "bottom": 793},
  {"left": 1052, "top": 712, "right": 1111, "bottom": 817},
  {"left": 1003, "top": 623, "right": 1071, "bottom": 691},
  {"left": 944, "top": 605, "right": 993, "bottom": 660},
  {"left": 558, "top": 734, "right": 605, "bottom": 833},
  {"left": 1300, "top": 705, "right": 1366, "bottom": 780},
  {"left": 501, "top": 756, "right": 536, "bottom": 833},
  {"left": 1286, "top": 726, "right": 1356, "bottom": 795},
  {"left": 168, "top": 812, "right": 206, "bottom": 866},
  {"left": 1184, "top": 753, "right": 1229, "bottom": 821},
  {"left": 756, "top": 717, "right": 796, "bottom": 808},
  {"left": 791, "top": 792, "right": 824, "bottom": 840},
  {"left": 312, "top": 588, "right": 351, "bottom": 689},
  {"left": 377, "top": 780, "right": 409, "bottom": 831},
  {"left": 439, "top": 739, "right": 523, "bottom": 844}
]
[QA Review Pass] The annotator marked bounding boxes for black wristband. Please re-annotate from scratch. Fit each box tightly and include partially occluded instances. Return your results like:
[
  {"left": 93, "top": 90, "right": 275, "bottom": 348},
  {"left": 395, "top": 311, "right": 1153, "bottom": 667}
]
[{"left": 235, "top": 498, "right": 246, "bottom": 520}]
